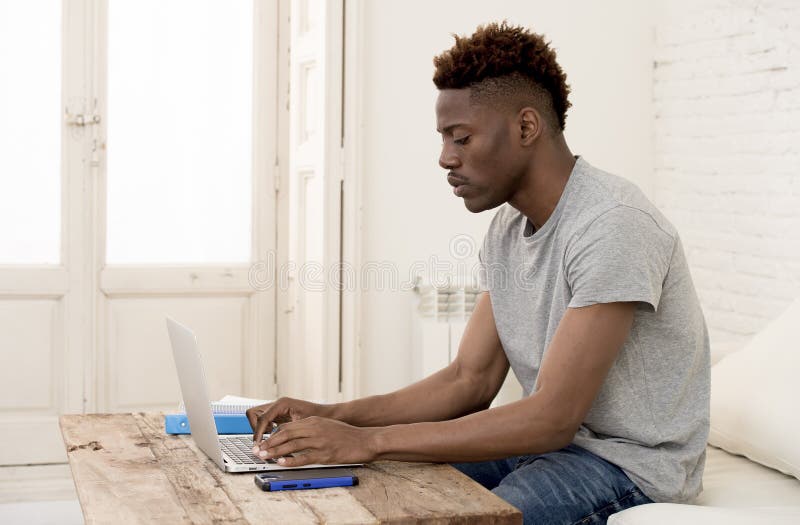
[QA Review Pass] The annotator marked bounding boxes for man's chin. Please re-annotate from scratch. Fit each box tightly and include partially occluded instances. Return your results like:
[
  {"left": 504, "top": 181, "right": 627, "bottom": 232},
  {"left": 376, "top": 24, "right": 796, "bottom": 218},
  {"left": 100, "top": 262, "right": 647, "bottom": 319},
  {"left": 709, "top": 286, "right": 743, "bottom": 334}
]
[{"left": 463, "top": 196, "right": 503, "bottom": 213}]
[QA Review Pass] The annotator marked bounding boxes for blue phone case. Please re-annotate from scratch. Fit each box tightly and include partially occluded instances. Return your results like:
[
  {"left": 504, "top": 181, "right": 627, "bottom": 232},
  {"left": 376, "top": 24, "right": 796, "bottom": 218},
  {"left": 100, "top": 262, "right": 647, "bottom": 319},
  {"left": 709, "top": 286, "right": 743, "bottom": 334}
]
[
  {"left": 269, "top": 476, "right": 356, "bottom": 491},
  {"left": 254, "top": 469, "right": 358, "bottom": 491}
]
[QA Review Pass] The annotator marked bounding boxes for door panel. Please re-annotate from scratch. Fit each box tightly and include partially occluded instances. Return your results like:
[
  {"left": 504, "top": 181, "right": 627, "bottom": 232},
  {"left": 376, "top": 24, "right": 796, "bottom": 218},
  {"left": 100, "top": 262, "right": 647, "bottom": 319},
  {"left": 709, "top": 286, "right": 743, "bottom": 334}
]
[
  {"left": 105, "top": 297, "right": 248, "bottom": 411},
  {"left": 0, "top": 300, "right": 60, "bottom": 411}
]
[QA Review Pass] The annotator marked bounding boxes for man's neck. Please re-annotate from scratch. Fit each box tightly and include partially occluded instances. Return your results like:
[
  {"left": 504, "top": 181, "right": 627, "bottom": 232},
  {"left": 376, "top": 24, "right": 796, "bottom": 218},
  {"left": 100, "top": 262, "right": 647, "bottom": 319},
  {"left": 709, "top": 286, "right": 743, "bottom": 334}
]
[{"left": 507, "top": 138, "right": 576, "bottom": 231}]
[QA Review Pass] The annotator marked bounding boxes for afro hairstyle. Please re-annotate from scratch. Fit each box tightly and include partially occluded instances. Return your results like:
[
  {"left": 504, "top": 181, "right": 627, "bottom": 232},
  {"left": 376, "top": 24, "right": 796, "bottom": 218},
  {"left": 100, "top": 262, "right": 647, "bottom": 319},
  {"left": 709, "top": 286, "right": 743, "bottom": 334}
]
[{"left": 433, "top": 21, "right": 571, "bottom": 132}]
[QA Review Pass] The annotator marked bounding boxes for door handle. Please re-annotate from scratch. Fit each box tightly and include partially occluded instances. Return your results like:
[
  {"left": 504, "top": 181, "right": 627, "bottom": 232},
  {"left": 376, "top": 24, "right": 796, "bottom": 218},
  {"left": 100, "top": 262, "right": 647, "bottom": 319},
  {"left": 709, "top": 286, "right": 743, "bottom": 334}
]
[{"left": 65, "top": 112, "right": 101, "bottom": 127}]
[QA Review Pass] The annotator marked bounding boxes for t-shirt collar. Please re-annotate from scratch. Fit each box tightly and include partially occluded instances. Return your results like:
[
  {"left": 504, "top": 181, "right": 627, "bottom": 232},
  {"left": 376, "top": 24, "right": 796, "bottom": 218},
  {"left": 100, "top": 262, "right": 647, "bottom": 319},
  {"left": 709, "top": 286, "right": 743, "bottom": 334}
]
[{"left": 520, "top": 155, "right": 586, "bottom": 243}]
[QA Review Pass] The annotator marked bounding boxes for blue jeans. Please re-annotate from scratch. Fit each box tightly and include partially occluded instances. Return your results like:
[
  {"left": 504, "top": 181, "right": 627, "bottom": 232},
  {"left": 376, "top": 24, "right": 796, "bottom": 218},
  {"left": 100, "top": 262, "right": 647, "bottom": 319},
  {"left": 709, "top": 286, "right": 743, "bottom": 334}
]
[{"left": 451, "top": 443, "right": 654, "bottom": 525}]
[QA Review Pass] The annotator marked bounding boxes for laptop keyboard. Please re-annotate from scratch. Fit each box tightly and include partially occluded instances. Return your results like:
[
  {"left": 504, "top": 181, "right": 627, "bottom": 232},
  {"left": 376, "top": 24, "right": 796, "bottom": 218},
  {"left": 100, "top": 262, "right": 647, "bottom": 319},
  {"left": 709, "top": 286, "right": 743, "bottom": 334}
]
[{"left": 219, "top": 436, "right": 276, "bottom": 465}]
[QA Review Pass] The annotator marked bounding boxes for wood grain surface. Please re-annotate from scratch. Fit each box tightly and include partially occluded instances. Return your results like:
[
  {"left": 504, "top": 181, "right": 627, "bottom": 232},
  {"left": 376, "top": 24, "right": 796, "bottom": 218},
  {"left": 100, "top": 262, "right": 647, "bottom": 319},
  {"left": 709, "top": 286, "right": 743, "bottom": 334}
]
[{"left": 60, "top": 413, "right": 521, "bottom": 524}]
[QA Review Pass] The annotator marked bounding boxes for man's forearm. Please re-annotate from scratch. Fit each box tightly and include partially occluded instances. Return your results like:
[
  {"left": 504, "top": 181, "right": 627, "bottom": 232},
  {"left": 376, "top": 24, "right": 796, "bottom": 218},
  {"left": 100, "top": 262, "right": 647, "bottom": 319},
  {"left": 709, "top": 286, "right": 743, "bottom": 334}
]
[
  {"left": 326, "top": 364, "right": 491, "bottom": 427},
  {"left": 368, "top": 392, "right": 574, "bottom": 462}
]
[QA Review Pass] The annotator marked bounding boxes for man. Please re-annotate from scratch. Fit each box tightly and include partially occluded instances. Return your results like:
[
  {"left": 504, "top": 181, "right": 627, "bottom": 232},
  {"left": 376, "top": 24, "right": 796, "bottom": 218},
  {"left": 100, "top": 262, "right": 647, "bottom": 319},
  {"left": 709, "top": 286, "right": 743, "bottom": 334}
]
[{"left": 247, "top": 22, "right": 710, "bottom": 524}]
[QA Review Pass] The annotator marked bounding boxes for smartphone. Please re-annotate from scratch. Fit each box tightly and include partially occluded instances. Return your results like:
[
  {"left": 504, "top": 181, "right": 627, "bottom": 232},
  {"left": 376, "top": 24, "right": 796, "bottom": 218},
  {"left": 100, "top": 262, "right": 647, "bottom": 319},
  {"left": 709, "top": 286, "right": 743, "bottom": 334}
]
[{"left": 254, "top": 468, "right": 359, "bottom": 492}]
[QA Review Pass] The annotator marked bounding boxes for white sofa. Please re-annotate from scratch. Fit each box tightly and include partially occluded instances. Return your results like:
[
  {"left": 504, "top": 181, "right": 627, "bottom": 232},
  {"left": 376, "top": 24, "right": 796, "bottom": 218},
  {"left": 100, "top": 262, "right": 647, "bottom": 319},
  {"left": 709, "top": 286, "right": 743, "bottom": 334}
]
[
  {"left": 610, "top": 445, "right": 800, "bottom": 524},
  {"left": 610, "top": 300, "right": 800, "bottom": 524}
]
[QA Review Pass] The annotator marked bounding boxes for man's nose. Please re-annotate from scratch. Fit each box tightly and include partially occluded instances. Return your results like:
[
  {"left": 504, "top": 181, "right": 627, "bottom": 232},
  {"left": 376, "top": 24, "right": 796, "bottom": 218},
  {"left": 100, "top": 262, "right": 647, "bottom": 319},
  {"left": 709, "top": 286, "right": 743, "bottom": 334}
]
[{"left": 439, "top": 145, "right": 461, "bottom": 170}]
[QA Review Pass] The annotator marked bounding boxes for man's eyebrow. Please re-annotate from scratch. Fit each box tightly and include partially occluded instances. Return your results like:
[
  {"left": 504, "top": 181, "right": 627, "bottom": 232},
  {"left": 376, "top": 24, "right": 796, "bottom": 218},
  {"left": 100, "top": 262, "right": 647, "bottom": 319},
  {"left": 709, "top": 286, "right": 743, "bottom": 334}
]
[{"left": 436, "top": 123, "right": 468, "bottom": 134}]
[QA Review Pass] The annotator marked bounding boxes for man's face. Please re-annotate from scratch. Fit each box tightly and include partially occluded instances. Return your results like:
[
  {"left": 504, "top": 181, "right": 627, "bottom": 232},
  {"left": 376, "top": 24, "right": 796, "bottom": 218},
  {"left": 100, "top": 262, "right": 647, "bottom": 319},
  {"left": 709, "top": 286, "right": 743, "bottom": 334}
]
[{"left": 435, "top": 89, "right": 526, "bottom": 213}]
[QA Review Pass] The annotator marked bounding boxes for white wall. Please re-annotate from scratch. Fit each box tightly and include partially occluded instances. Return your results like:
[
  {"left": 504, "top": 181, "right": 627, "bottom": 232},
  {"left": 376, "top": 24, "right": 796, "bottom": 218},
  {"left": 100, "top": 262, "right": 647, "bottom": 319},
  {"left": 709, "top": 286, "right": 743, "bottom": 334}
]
[
  {"left": 653, "top": 0, "right": 800, "bottom": 359},
  {"left": 356, "top": 0, "right": 656, "bottom": 395}
]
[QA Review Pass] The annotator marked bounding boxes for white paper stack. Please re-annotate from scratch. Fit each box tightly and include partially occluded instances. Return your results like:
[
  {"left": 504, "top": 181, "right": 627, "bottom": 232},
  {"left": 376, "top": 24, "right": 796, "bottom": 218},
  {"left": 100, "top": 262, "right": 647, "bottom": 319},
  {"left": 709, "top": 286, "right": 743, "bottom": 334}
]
[{"left": 179, "top": 394, "right": 270, "bottom": 414}]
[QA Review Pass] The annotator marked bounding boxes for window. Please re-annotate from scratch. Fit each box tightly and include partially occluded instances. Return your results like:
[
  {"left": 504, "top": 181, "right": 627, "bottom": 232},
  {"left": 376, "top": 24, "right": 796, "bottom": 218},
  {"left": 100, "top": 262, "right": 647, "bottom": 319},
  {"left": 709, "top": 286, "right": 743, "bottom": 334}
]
[
  {"left": 0, "top": 1, "right": 61, "bottom": 264},
  {"left": 106, "top": 0, "right": 254, "bottom": 264}
]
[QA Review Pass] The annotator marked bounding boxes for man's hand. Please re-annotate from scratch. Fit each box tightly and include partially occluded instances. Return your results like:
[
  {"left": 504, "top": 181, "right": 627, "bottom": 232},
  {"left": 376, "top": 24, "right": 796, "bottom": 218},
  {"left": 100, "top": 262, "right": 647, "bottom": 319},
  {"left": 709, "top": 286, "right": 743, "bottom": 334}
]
[
  {"left": 252, "top": 416, "right": 378, "bottom": 467},
  {"left": 246, "top": 397, "right": 334, "bottom": 444}
]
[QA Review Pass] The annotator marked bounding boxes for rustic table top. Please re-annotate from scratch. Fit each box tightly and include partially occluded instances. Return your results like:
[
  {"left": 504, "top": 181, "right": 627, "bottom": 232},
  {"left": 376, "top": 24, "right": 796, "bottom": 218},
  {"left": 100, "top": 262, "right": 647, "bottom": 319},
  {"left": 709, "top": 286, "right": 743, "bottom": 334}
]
[{"left": 60, "top": 413, "right": 521, "bottom": 524}]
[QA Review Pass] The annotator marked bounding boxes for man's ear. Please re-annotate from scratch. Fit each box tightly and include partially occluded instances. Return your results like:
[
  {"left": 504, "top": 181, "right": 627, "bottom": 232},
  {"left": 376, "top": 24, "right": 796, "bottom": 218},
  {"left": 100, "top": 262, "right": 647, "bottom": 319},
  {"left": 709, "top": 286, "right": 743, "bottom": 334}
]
[{"left": 518, "top": 107, "right": 543, "bottom": 146}]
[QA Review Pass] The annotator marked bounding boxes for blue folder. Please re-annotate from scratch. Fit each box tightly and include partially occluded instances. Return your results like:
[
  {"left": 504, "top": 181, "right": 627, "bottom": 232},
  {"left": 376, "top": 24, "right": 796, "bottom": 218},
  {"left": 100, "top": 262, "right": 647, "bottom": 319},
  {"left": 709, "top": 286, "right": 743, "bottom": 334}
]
[{"left": 164, "top": 413, "right": 253, "bottom": 435}]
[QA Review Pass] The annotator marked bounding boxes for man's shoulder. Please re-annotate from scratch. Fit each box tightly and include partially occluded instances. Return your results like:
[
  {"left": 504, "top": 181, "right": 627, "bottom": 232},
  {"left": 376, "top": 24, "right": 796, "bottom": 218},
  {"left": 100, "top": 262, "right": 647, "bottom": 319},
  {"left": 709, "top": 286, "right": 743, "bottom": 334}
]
[{"left": 568, "top": 160, "right": 678, "bottom": 241}]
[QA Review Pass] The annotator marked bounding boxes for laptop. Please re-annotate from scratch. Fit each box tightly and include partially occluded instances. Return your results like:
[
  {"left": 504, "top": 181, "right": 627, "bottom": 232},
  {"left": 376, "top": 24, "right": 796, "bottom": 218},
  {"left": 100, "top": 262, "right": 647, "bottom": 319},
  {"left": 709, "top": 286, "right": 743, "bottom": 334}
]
[{"left": 166, "top": 316, "right": 361, "bottom": 473}]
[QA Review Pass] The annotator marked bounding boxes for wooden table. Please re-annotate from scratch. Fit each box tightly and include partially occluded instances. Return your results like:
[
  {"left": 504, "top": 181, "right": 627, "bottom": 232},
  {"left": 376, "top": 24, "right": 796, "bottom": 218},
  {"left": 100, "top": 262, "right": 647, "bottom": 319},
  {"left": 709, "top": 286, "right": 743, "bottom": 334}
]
[{"left": 60, "top": 413, "right": 521, "bottom": 524}]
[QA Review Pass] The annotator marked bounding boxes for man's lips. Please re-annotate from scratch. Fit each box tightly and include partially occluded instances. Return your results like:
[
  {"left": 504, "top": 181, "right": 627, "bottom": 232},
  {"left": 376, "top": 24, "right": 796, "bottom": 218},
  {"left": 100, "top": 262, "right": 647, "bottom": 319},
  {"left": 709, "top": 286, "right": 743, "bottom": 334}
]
[
  {"left": 447, "top": 173, "right": 467, "bottom": 187},
  {"left": 447, "top": 174, "right": 470, "bottom": 197}
]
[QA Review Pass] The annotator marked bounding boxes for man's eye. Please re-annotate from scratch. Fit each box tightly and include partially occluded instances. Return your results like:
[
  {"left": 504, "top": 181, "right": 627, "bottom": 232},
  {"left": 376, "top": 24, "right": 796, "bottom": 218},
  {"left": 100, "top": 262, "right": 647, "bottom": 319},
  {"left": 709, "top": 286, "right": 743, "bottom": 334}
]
[{"left": 454, "top": 136, "right": 470, "bottom": 146}]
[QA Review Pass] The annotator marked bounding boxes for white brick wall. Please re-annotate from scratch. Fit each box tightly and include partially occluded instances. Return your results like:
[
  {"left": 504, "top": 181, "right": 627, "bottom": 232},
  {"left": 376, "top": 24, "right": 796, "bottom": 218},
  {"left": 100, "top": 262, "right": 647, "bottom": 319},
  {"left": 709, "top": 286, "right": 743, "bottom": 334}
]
[{"left": 654, "top": 0, "right": 800, "bottom": 357}]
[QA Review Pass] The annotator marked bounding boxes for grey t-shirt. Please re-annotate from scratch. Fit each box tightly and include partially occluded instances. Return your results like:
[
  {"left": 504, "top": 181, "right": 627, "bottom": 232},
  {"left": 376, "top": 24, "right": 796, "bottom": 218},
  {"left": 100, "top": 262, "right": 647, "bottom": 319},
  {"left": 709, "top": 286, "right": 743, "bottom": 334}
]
[{"left": 477, "top": 156, "right": 710, "bottom": 504}]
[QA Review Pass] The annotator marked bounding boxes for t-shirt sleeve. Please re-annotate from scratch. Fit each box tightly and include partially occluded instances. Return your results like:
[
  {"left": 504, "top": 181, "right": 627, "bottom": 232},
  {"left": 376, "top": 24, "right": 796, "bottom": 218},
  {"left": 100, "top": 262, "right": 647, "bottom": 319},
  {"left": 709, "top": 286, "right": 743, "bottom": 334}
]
[{"left": 565, "top": 206, "right": 675, "bottom": 312}]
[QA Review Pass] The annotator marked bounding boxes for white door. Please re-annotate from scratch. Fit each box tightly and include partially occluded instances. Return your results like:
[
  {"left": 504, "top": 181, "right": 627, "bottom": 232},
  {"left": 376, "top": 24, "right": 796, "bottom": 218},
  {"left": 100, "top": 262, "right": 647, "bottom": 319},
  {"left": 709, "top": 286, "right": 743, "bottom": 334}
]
[
  {"left": 0, "top": 0, "right": 74, "bottom": 466},
  {"left": 276, "top": 0, "right": 345, "bottom": 402},
  {"left": 0, "top": 0, "right": 281, "bottom": 465},
  {"left": 97, "top": 0, "right": 279, "bottom": 415}
]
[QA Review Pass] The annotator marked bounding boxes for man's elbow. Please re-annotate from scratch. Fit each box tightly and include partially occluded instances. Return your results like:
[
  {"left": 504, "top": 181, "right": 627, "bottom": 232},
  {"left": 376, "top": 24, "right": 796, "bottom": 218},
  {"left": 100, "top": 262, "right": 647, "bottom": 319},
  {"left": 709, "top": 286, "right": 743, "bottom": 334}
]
[
  {"left": 522, "top": 388, "right": 579, "bottom": 450},
  {"left": 522, "top": 416, "right": 577, "bottom": 453},
  {"left": 536, "top": 405, "right": 581, "bottom": 451},
  {"left": 551, "top": 421, "right": 579, "bottom": 450},
  {"left": 452, "top": 363, "right": 504, "bottom": 413}
]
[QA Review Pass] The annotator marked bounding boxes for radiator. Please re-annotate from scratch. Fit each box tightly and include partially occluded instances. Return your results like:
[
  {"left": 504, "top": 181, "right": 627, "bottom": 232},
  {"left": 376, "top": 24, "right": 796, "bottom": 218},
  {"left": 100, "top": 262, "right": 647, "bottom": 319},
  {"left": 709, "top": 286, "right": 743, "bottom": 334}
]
[
  {"left": 411, "top": 282, "right": 523, "bottom": 407},
  {"left": 411, "top": 282, "right": 479, "bottom": 380}
]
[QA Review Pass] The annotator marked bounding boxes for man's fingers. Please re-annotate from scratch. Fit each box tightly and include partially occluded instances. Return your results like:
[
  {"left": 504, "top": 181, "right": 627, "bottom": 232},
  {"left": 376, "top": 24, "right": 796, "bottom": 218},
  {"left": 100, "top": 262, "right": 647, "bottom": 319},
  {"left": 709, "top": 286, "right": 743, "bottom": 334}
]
[
  {"left": 257, "top": 438, "right": 314, "bottom": 460},
  {"left": 246, "top": 407, "right": 261, "bottom": 441},
  {"left": 253, "top": 406, "right": 279, "bottom": 444},
  {"left": 274, "top": 452, "right": 317, "bottom": 468},
  {"left": 258, "top": 424, "right": 306, "bottom": 450}
]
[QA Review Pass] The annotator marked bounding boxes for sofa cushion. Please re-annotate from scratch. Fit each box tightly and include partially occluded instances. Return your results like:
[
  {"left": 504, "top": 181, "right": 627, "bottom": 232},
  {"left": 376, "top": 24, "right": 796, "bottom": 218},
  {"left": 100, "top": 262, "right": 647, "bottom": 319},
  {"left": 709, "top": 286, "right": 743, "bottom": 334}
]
[
  {"left": 695, "top": 445, "right": 800, "bottom": 507},
  {"left": 708, "top": 298, "right": 800, "bottom": 480},
  {"left": 610, "top": 445, "right": 800, "bottom": 523}
]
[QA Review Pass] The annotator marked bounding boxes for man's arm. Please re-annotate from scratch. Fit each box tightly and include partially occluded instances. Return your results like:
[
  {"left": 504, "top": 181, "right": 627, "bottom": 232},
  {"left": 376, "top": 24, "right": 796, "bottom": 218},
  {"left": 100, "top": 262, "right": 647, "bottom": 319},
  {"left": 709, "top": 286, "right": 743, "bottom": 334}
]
[
  {"left": 329, "top": 291, "right": 510, "bottom": 426},
  {"left": 369, "top": 301, "right": 636, "bottom": 462},
  {"left": 256, "top": 301, "right": 635, "bottom": 466},
  {"left": 248, "top": 292, "right": 509, "bottom": 440}
]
